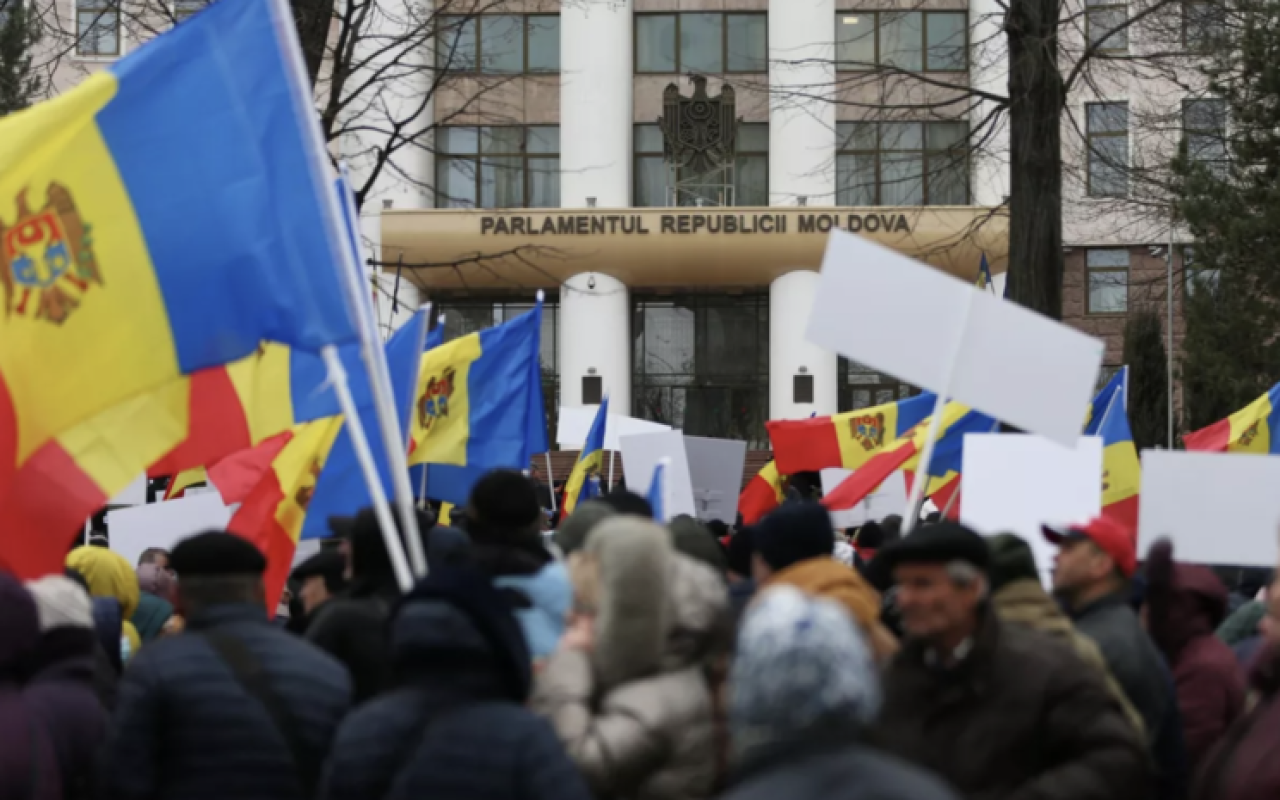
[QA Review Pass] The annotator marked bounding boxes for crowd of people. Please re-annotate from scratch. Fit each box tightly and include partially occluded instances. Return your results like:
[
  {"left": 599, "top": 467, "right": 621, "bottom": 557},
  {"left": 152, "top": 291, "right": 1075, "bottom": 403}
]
[{"left": 3, "top": 468, "right": 1279, "bottom": 800}]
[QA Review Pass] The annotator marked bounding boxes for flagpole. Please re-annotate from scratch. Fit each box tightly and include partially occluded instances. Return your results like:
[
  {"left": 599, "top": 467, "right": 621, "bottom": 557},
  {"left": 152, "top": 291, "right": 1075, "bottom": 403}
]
[
  {"left": 416, "top": 465, "right": 429, "bottom": 511},
  {"left": 335, "top": 163, "right": 428, "bottom": 578},
  {"left": 607, "top": 451, "right": 616, "bottom": 491},
  {"left": 544, "top": 451, "right": 558, "bottom": 515},
  {"left": 902, "top": 392, "right": 949, "bottom": 532},
  {"left": 322, "top": 347, "right": 414, "bottom": 592}
]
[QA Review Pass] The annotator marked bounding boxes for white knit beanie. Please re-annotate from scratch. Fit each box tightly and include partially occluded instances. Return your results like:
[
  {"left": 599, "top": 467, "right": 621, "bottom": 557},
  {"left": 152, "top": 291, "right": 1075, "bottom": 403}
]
[{"left": 25, "top": 576, "right": 94, "bottom": 632}]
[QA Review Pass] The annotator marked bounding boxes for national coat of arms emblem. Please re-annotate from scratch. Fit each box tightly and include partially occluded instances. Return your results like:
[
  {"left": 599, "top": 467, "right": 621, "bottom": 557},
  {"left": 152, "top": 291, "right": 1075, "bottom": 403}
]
[
  {"left": 0, "top": 184, "right": 101, "bottom": 325},
  {"left": 849, "top": 412, "right": 887, "bottom": 451}
]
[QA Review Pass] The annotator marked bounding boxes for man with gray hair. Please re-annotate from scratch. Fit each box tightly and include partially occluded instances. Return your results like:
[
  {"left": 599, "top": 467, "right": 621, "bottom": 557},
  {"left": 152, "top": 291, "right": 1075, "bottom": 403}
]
[{"left": 872, "top": 523, "right": 1149, "bottom": 800}]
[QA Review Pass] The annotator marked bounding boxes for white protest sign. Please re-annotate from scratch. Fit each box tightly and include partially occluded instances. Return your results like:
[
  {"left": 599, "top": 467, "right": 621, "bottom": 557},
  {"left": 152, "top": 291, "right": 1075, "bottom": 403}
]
[
  {"left": 1139, "top": 451, "right": 1280, "bottom": 567},
  {"left": 107, "top": 493, "right": 232, "bottom": 568},
  {"left": 821, "top": 468, "right": 908, "bottom": 529},
  {"left": 108, "top": 474, "right": 148, "bottom": 507},
  {"left": 961, "top": 434, "right": 1103, "bottom": 575},
  {"left": 619, "top": 430, "right": 695, "bottom": 520},
  {"left": 684, "top": 436, "right": 748, "bottom": 523},
  {"left": 556, "top": 406, "right": 672, "bottom": 451},
  {"left": 807, "top": 230, "right": 1104, "bottom": 446}
]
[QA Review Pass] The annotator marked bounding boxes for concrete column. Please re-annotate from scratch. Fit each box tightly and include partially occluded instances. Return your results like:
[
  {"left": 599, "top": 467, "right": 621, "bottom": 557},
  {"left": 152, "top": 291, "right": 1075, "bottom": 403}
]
[
  {"left": 560, "top": 0, "right": 633, "bottom": 208},
  {"left": 770, "top": 271, "right": 837, "bottom": 420},
  {"left": 971, "top": 0, "right": 1010, "bottom": 207},
  {"left": 560, "top": 273, "right": 631, "bottom": 413},
  {"left": 768, "top": 0, "right": 836, "bottom": 206}
]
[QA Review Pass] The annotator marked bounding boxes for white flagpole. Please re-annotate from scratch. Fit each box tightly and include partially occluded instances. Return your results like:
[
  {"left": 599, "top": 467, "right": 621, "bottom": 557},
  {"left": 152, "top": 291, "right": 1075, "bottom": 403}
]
[
  {"left": 607, "top": 450, "right": 616, "bottom": 491},
  {"left": 544, "top": 451, "right": 558, "bottom": 515},
  {"left": 416, "top": 465, "right": 429, "bottom": 511},
  {"left": 335, "top": 163, "right": 428, "bottom": 578},
  {"left": 322, "top": 347, "right": 414, "bottom": 592}
]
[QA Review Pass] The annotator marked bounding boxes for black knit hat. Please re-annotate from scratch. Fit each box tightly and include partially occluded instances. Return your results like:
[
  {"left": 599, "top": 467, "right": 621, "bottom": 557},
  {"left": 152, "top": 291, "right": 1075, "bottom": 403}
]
[
  {"left": 986, "top": 533, "right": 1040, "bottom": 592},
  {"left": 754, "top": 504, "right": 835, "bottom": 571},
  {"left": 170, "top": 531, "right": 267, "bottom": 578},
  {"left": 725, "top": 527, "right": 755, "bottom": 578},
  {"left": 467, "top": 469, "right": 542, "bottom": 547},
  {"left": 290, "top": 551, "right": 348, "bottom": 593}
]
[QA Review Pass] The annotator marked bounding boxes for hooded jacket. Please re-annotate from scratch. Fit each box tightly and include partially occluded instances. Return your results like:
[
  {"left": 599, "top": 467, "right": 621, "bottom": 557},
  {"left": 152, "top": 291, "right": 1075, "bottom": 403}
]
[
  {"left": 1192, "top": 640, "right": 1280, "bottom": 800},
  {"left": 66, "top": 547, "right": 141, "bottom": 661},
  {"left": 764, "top": 558, "right": 899, "bottom": 660},
  {"left": 992, "top": 579, "right": 1145, "bottom": 738},
  {"left": 1145, "top": 540, "right": 1246, "bottom": 769},
  {"left": 532, "top": 518, "right": 731, "bottom": 800},
  {"left": 319, "top": 568, "right": 590, "bottom": 800}
]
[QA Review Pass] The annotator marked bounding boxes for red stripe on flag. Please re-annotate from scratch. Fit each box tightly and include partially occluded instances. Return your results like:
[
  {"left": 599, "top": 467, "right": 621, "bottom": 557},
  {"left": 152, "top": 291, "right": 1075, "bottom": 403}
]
[
  {"left": 0, "top": 440, "right": 108, "bottom": 579},
  {"left": 739, "top": 474, "right": 780, "bottom": 525},
  {"left": 148, "top": 367, "right": 252, "bottom": 478},
  {"left": 226, "top": 464, "right": 295, "bottom": 610},
  {"left": 1102, "top": 494, "right": 1139, "bottom": 532},
  {"left": 1183, "top": 417, "right": 1231, "bottom": 452},
  {"left": 930, "top": 476, "right": 962, "bottom": 521},
  {"left": 767, "top": 417, "right": 843, "bottom": 474},
  {"left": 822, "top": 442, "right": 917, "bottom": 511},
  {"left": 208, "top": 431, "right": 292, "bottom": 506}
]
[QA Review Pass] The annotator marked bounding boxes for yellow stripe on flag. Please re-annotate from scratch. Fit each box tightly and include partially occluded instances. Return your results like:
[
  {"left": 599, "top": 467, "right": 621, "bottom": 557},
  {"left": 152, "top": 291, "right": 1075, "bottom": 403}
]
[{"left": 408, "top": 333, "right": 481, "bottom": 467}]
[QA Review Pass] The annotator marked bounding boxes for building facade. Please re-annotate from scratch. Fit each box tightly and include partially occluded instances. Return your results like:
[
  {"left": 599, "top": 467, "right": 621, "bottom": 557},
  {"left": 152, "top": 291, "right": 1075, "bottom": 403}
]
[{"left": 24, "top": 0, "right": 1220, "bottom": 441}]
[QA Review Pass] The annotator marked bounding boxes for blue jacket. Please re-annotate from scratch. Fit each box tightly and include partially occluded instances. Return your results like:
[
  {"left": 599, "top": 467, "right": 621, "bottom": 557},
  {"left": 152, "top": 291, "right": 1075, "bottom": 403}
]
[
  {"left": 319, "top": 570, "right": 590, "bottom": 800},
  {"left": 98, "top": 603, "right": 352, "bottom": 800}
]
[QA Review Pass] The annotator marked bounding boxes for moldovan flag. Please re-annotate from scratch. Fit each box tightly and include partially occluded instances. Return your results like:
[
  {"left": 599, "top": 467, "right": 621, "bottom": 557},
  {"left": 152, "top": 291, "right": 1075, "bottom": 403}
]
[
  {"left": 408, "top": 303, "right": 543, "bottom": 469},
  {"left": 767, "top": 392, "right": 936, "bottom": 475},
  {"left": 0, "top": 0, "right": 360, "bottom": 576},
  {"left": 1096, "top": 370, "right": 1140, "bottom": 529},
  {"left": 739, "top": 461, "right": 785, "bottom": 525},
  {"left": 822, "top": 403, "right": 991, "bottom": 511},
  {"left": 1184, "top": 383, "right": 1280, "bottom": 454},
  {"left": 227, "top": 415, "right": 344, "bottom": 608},
  {"left": 563, "top": 398, "right": 609, "bottom": 516}
]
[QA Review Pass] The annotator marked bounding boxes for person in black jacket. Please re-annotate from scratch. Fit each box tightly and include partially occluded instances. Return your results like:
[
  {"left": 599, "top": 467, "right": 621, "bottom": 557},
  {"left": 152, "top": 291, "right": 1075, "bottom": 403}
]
[
  {"left": 319, "top": 567, "right": 591, "bottom": 800},
  {"left": 723, "top": 585, "right": 957, "bottom": 800},
  {"left": 98, "top": 532, "right": 352, "bottom": 800}
]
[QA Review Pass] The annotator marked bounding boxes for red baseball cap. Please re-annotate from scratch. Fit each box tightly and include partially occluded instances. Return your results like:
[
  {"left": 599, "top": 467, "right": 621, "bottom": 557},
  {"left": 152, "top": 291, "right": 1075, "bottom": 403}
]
[{"left": 1042, "top": 516, "right": 1137, "bottom": 577}]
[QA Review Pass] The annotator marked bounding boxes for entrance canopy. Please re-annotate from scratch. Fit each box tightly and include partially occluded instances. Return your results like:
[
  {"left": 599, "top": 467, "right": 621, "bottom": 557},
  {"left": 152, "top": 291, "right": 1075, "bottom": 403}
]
[{"left": 381, "top": 206, "right": 1008, "bottom": 290}]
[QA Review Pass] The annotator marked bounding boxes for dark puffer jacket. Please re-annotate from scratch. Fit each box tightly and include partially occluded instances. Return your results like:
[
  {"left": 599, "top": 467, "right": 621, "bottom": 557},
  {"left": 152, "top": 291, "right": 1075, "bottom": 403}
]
[
  {"left": 876, "top": 605, "right": 1149, "bottom": 800},
  {"left": 319, "top": 568, "right": 590, "bottom": 800},
  {"left": 98, "top": 603, "right": 352, "bottom": 800},
  {"left": 1145, "top": 540, "right": 1246, "bottom": 771}
]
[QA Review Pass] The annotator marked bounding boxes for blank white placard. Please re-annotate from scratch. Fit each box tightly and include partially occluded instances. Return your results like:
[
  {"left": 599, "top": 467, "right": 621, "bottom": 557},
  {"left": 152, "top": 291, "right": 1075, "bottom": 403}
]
[
  {"left": 619, "top": 430, "right": 695, "bottom": 520},
  {"left": 107, "top": 493, "right": 232, "bottom": 569},
  {"left": 685, "top": 436, "right": 747, "bottom": 523},
  {"left": 962, "top": 434, "right": 1102, "bottom": 574},
  {"left": 806, "top": 230, "right": 1104, "bottom": 446},
  {"left": 1139, "top": 450, "right": 1280, "bottom": 567},
  {"left": 556, "top": 406, "right": 672, "bottom": 451}
]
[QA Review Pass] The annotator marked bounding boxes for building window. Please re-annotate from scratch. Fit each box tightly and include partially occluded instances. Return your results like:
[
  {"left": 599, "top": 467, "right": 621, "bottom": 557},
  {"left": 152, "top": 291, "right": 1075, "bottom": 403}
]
[
  {"left": 1086, "top": 102, "right": 1129, "bottom": 198},
  {"left": 1182, "top": 98, "right": 1227, "bottom": 172},
  {"left": 836, "top": 121, "right": 969, "bottom": 206},
  {"left": 1086, "top": 249, "right": 1129, "bottom": 314},
  {"left": 1184, "top": 0, "right": 1227, "bottom": 50},
  {"left": 634, "top": 122, "right": 769, "bottom": 207},
  {"left": 76, "top": 0, "right": 120, "bottom": 56},
  {"left": 632, "top": 294, "right": 769, "bottom": 447},
  {"left": 435, "top": 299, "right": 559, "bottom": 441},
  {"left": 836, "top": 12, "right": 967, "bottom": 72},
  {"left": 1085, "top": 0, "right": 1129, "bottom": 53},
  {"left": 838, "top": 359, "right": 919, "bottom": 412},
  {"left": 436, "top": 14, "right": 560, "bottom": 73},
  {"left": 1183, "top": 246, "right": 1221, "bottom": 297},
  {"left": 434, "top": 126, "right": 559, "bottom": 209},
  {"left": 173, "top": 0, "right": 205, "bottom": 22},
  {"left": 635, "top": 13, "right": 767, "bottom": 74}
]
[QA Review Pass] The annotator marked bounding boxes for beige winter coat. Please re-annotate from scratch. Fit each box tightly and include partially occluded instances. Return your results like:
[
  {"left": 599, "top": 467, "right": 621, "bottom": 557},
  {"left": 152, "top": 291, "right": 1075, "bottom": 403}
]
[{"left": 532, "top": 517, "right": 731, "bottom": 800}]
